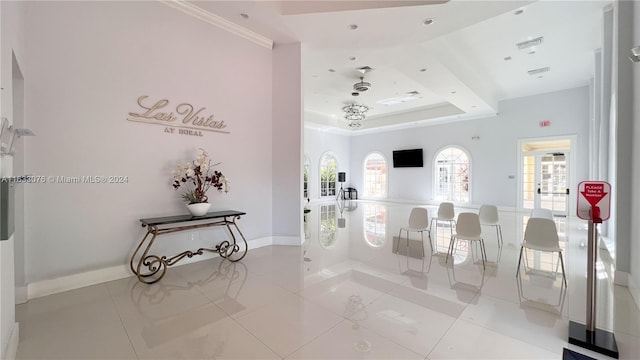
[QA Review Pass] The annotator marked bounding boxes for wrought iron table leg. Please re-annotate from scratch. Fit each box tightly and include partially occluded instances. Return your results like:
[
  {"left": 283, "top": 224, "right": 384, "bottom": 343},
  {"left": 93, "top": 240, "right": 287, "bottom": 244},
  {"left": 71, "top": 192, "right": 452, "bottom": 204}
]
[
  {"left": 133, "top": 227, "right": 167, "bottom": 284},
  {"left": 223, "top": 216, "right": 248, "bottom": 262}
]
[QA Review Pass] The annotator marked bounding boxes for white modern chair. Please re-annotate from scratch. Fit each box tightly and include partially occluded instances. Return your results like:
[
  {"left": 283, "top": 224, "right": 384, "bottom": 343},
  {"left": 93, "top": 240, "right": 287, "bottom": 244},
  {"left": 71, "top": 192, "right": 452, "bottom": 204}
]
[
  {"left": 530, "top": 208, "right": 554, "bottom": 220},
  {"left": 446, "top": 212, "right": 487, "bottom": 270},
  {"left": 430, "top": 202, "right": 456, "bottom": 250},
  {"left": 479, "top": 204, "right": 503, "bottom": 248},
  {"left": 516, "top": 217, "right": 567, "bottom": 288},
  {"left": 396, "top": 207, "right": 432, "bottom": 271}
]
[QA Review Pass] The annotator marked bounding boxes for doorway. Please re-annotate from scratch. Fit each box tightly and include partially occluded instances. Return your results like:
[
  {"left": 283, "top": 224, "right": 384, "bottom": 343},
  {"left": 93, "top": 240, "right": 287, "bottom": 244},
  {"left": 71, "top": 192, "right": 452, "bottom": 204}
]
[{"left": 519, "top": 137, "right": 575, "bottom": 216}]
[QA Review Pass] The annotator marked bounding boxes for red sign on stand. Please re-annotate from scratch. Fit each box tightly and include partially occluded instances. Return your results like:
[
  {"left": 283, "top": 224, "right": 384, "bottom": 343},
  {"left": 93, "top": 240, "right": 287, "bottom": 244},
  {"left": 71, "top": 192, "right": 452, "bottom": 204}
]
[{"left": 577, "top": 181, "right": 611, "bottom": 221}]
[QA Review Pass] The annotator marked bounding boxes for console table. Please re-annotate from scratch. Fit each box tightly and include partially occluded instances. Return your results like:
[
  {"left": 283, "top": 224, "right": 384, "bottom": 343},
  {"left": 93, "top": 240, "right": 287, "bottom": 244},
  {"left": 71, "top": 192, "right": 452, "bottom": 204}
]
[{"left": 130, "top": 210, "right": 248, "bottom": 284}]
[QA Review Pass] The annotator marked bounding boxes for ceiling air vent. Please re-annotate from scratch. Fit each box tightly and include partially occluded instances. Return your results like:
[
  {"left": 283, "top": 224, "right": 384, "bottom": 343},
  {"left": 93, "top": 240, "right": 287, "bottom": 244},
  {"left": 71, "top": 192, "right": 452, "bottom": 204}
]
[
  {"left": 528, "top": 66, "right": 550, "bottom": 76},
  {"left": 517, "top": 36, "right": 544, "bottom": 50}
]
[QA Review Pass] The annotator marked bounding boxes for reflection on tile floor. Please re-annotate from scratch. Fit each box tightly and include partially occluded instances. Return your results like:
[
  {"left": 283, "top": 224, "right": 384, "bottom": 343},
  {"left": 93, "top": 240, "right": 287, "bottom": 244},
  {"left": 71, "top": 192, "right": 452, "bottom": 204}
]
[{"left": 16, "top": 200, "right": 640, "bottom": 359}]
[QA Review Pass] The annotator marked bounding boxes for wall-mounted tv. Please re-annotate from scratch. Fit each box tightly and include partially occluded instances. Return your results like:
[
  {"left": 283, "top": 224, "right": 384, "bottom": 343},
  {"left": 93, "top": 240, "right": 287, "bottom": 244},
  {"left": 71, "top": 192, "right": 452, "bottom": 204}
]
[{"left": 393, "top": 149, "right": 423, "bottom": 168}]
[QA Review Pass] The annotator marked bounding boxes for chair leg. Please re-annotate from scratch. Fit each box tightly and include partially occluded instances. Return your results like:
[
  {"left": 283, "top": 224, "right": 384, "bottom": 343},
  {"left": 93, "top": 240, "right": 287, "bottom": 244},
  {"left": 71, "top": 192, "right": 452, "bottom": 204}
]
[
  {"left": 395, "top": 228, "right": 402, "bottom": 254},
  {"left": 405, "top": 230, "right": 410, "bottom": 268},
  {"left": 516, "top": 246, "right": 525, "bottom": 279},
  {"left": 430, "top": 218, "right": 436, "bottom": 245},
  {"left": 420, "top": 231, "right": 426, "bottom": 272},
  {"left": 479, "top": 239, "right": 487, "bottom": 270},
  {"left": 498, "top": 225, "right": 503, "bottom": 248},
  {"left": 558, "top": 251, "right": 567, "bottom": 288},
  {"left": 495, "top": 225, "right": 501, "bottom": 248},
  {"left": 427, "top": 230, "right": 434, "bottom": 255},
  {"left": 446, "top": 236, "right": 456, "bottom": 263}
]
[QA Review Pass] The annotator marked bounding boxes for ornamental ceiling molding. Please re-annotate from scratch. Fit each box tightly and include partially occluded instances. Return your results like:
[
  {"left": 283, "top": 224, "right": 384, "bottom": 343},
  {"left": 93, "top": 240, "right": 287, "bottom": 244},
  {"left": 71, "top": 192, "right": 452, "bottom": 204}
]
[{"left": 160, "top": 0, "right": 274, "bottom": 49}]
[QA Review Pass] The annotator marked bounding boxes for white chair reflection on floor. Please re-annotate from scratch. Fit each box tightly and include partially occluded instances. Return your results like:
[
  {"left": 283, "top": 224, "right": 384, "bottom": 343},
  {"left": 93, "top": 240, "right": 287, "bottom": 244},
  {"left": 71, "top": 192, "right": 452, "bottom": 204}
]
[
  {"left": 516, "top": 217, "right": 567, "bottom": 288},
  {"left": 446, "top": 212, "right": 487, "bottom": 270},
  {"left": 430, "top": 202, "right": 456, "bottom": 251},
  {"left": 396, "top": 207, "right": 432, "bottom": 272}
]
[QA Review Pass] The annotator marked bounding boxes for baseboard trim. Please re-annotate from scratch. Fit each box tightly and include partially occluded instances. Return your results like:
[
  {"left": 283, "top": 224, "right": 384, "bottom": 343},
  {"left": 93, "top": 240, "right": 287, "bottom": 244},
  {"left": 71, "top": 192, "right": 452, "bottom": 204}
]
[
  {"left": 247, "top": 236, "right": 274, "bottom": 249},
  {"left": 27, "top": 264, "right": 131, "bottom": 300},
  {"left": 272, "top": 236, "right": 301, "bottom": 246},
  {"left": 4, "top": 322, "right": 19, "bottom": 360},
  {"left": 15, "top": 286, "right": 27, "bottom": 304},
  {"left": 24, "top": 237, "right": 276, "bottom": 300},
  {"left": 614, "top": 270, "right": 628, "bottom": 286},
  {"left": 628, "top": 273, "right": 640, "bottom": 311}
]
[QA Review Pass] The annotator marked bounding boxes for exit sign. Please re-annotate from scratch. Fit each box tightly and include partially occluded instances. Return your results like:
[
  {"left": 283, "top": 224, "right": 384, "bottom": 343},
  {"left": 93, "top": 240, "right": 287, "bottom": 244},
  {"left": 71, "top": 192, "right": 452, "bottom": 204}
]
[{"left": 540, "top": 120, "right": 551, "bottom": 127}]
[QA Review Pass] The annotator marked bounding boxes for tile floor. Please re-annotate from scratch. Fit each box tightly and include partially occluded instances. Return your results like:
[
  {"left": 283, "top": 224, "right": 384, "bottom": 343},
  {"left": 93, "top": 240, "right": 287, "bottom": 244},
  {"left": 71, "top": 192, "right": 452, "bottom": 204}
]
[{"left": 15, "top": 201, "right": 640, "bottom": 359}]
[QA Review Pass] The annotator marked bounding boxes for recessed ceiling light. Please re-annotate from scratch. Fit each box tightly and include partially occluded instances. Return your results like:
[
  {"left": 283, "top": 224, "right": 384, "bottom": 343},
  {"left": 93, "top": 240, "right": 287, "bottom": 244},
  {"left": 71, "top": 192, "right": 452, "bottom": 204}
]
[
  {"left": 349, "top": 56, "right": 357, "bottom": 61},
  {"left": 514, "top": 9, "right": 525, "bottom": 15},
  {"left": 451, "top": 91, "right": 457, "bottom": 94},
  {"left": 419, "top": 68, "right": 427, "bottom": 72},
  {"left": 240, "top": 13, "right": 249, "bottom": 19},
  {"left": 423, "top": 18, "right": 434, "bottom": 25},
  {"left": 328, "top": 69, "right": 335, "bottom": 72},
  {"left": 349, "top": 24, "right": 358, "bottom": 30},
  {"left": 504, "top": 56, "right": 512, "bottom": 61}
]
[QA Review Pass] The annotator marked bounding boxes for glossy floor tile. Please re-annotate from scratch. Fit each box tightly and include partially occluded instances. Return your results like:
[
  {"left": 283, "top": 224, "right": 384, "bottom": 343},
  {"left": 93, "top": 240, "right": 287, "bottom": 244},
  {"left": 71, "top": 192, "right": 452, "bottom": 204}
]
[{"left": 15, "top": 200, "right": 640, "bottom": 359}]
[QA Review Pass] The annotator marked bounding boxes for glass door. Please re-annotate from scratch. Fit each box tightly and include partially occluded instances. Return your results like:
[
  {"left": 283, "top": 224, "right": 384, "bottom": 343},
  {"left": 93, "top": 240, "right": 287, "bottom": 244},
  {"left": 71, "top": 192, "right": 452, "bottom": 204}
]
[{"left": 522, "top": 151, "right": 569, "bottom": 216}]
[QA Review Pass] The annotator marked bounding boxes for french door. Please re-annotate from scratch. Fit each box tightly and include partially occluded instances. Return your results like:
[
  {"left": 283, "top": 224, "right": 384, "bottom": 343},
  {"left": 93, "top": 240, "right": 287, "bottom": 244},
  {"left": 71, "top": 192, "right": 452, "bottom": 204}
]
[
  {"left": 521, "top": 139, "right": 572, "bottom": 216},
  {"left": 522, "top": 151, "right": 570, "bottom": 216}
]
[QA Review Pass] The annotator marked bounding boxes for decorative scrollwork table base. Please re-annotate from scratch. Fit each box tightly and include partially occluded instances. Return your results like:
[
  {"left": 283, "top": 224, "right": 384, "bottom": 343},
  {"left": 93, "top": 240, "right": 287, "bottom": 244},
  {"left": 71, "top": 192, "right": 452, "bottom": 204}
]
[{"left": 130, "top": 210, "right": 248, "bottom": 284}]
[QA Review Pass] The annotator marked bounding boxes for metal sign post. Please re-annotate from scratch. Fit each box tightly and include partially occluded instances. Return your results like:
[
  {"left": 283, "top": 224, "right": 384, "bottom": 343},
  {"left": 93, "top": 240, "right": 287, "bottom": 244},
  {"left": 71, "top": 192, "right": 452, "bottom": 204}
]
[{"left": 569, "top": 181, "right": 618, "bottom": 358}]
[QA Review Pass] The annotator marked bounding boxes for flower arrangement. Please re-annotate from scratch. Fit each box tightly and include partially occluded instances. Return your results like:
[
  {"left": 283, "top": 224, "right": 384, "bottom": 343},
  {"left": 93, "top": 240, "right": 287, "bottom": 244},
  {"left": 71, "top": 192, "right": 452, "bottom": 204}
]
[{"left": 172, "top": 148, "right": 229, "bottom": 204}]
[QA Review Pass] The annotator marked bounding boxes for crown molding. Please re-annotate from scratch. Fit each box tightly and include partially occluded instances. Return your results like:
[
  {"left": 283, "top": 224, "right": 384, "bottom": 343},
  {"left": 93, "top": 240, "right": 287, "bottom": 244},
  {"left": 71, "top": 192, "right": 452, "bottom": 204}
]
[{"left": 160, "top": 0, "right": 274, "bottom": 49}]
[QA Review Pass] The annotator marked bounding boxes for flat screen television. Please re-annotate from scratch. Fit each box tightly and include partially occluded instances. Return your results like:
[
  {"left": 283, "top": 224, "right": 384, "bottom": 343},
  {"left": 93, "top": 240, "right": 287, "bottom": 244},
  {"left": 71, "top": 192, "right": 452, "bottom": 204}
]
[{"left": 393, "top": 149, "right": 423, "bottom": 168}]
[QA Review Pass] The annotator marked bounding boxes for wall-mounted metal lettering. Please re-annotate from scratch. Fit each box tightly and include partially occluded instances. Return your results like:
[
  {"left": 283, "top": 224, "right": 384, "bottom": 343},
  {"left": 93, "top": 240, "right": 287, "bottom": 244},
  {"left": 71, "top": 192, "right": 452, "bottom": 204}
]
[{"left": 127, "top": 96, "right": 229, "bottom": 134}]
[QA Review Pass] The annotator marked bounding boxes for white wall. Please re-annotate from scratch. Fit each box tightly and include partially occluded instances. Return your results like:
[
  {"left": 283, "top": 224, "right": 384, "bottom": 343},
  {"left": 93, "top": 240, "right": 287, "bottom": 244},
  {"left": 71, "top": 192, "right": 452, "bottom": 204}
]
[
  {"left": 629, "top": 0, "right": 640, "bottom": 308},
  {"left": 349, "top": 86, "right": 590, "bottom": 207},
  {"left": 611, "top": 0, "right": 634, "bottom": 279},
  {"left": 272, "top": 43, "right": 302, "bottom": 240},
  {"left": 0, "top": 1, "right": 25, "bottom": 357},
  {"left": 304, "top": 127, "right": 350, "bottom": 201},
  {"left": 21, "top": 1, "right": 275, "bottom": 283}
]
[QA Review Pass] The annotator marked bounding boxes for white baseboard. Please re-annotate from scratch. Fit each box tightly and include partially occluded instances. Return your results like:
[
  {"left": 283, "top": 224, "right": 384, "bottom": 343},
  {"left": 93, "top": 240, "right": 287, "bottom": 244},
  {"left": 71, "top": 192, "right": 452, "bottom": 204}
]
[
  {"left": 4, "top": 322, "right": 18, "bottom": 360},
  {"left": 27, "top": 264, "right": 132, "bottom": 300},
  {"left": 272, "top": 236, "right": 301, "bottom": 246},
  {"left": 24, "top": 237, "right": 276, "bottom": 301},
  {"left": 15, "top": 286, "right": 27, "bottom": 304},
  {"left": 629, "top": 273, "right": 640, "bottom": 311},
  {"left": 247, "top": 236, "right": 274, "bottom": 249},
  {"left": 614, "top": 270, "right": 629, "bottom": 286}
]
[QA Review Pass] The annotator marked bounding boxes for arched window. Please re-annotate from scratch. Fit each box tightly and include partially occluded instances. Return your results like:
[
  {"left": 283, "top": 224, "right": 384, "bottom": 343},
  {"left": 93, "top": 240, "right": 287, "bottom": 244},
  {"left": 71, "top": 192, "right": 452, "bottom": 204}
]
[
  {"left": 434, "top": 146, "right": 470, "bottom": 202},
  {"left": 319, "top": 153, "right": 337, "bottom": 197},
  {"left": 363, "top": 152, "right": 387, "bottom": 197},
  {"left": 303, "top": 155, "right": 310, "bottom": 199}
]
